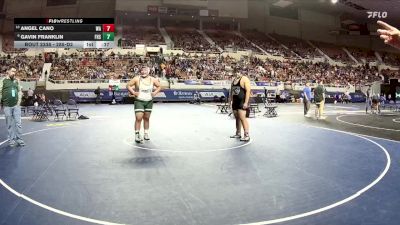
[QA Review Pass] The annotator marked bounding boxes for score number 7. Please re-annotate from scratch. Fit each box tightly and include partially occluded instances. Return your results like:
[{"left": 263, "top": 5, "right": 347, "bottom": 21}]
[{"left": 102, "top": 24, "right": 114, "bottom": 32}]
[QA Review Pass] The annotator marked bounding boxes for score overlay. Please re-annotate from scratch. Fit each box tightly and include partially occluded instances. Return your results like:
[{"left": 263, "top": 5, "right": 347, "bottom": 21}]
[{"left": 14, "top": 18, "right": 115, "bottom": 49}]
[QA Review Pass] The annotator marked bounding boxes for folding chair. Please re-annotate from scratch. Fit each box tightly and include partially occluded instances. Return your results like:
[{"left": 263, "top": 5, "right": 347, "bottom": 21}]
[
  {"left": 264, "top": 99, "right": 278, "bottom": 118},
  {"left": 31, "top": 104, "right": 49, "bottom": 121},
  {"left": 21, "top": 106, "right": 27, "bottom": 115},
  {"left": 66, "top": 99, "right": 80, "bottom": 120},
  {"left": 52, "top": 99, "right": 67, "bottom": 121}
]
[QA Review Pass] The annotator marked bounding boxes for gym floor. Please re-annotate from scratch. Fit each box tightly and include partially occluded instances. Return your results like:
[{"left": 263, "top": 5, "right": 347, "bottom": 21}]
[{"left": 0, "top": 102, "right": 399, "bottom": 225}]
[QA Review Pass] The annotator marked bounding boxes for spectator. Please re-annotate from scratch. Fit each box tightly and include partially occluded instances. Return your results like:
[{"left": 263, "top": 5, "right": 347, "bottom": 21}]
[
  {"left": 0, "top": 68, "right": 25, "bottom": 147},
  {"left": 314, "top": 80, "right": 326, "bottom": 120}
]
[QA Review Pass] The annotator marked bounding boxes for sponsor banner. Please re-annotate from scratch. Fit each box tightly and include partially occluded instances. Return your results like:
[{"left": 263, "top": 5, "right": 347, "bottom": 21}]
[
  {"left": 73, "top": 91, "right": 97, "bottom": 98},
  {"left": 184, "top": 80, "right": 201, "bottom": 85},
  {"left": 71, "top": 89, "right": 365, "bottom": 103},
  {"left": 349, "top": 93, "right": 366, "bottom": 102},
  {"left": 71, "top": 90, "right": 127, "bottom": 102},
  {"left": 199, "top": 91, "right": 225, "bottom": 98},
  {"left": 202, "top": 80, "right": 213, "bottom": 85},
  {"left": 200, "top": 80, "right": 231, "bottom": 86},
  {"left": 255, "top": 82, "right": 277, "bottom": 86},
  {"left": 71, "top": 89, "right": 229, "bottom": 102}
]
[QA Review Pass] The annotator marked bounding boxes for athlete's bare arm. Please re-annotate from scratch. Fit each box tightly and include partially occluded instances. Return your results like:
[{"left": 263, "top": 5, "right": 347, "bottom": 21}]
[
  {"left": 229, "top": 83, "right": 233, "bottom": 108},
  {"left": 127, "top": 77, "right": 139, "bottom": 97},
  {"left": 152, "top": 77, "right": 162, "bottom": 97},
  {"left": 242, "top": 76, "right": 251, "bottom": 109}
]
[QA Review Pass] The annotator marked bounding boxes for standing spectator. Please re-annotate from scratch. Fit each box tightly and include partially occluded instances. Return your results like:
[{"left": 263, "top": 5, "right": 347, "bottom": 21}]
[
  {"left": 94, "top": 86, "right": 101, "bottom": 104},
  {"left": 27, "top": 87, "right": 34, "bottom": 105},
  {"left": 0, "top": 68, "right": 25, "bottom": 146},
  {"left": 365, "top": 86, "right": 372, "bottom": 114},
  {"left": 303, "top": 83, "right": 312, "bottom": 117},
  {"left": 314, "top": 80, "right": 326, "bottom": 120}
]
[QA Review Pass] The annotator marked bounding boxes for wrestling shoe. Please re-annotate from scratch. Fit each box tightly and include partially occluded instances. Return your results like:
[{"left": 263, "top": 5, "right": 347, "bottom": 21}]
[
  {"left": 240, "top": 135, "right": 250, "bottom": 142},
  {"left": 230, "top": 134, "right": 241, "bottom": 138},
  {"left": 135, "top": 133, "right": 143, "bottom": 143}
]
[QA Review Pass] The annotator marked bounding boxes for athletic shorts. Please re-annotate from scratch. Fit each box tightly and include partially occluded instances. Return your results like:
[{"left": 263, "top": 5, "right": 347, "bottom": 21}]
[
  {"left": 134, "top": 100, "right": 153, "bottom": 113},
  {"left": 232, "top": 99, "right": 245, "bottom": 111}
]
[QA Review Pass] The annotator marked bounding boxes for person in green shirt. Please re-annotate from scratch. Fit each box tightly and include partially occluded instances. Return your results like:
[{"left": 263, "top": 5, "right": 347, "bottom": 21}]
[
  {"left": 313, "top": 80, "right": 326, "bottom": 120},
  {"left": 0, "top": 68, "right": 25, "bottom": 147}
]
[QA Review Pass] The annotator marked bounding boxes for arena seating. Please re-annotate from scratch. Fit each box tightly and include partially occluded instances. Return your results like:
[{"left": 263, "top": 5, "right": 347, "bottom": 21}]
[
  {"left": 1, "top": 26, "right": 399, "bottom": 87},
  {"left": 270, "top": 34, "right": 320, "bottom": 59},
  {"left": 205, "top": 30, "right": 261, "bottom": 52},
  {"left": 121, "top": 26, "right": 165, "bottom": 47},
  {"left": 2, "top": 35, "right": 28, "bottom": 54},
  {"left": 313, "top": 41, "right": 353, "bottom": 64},
  {"left": 166, "top": 27, "right": 218, "bottom": 52},
  {"left": 0, "top": 56, "right": 43, "bottom": 80},
  {"left": 43, "top": 50, "right": 390, "bottom": 86},
  {"left": 380, "top": 52, "right": 400, "bottom": 67},
  {"left": 242, "top": 30, "right": 297, "bottom": 58},
  {"left": 347, "top": 47, "right": 377, "bottom": 63}
]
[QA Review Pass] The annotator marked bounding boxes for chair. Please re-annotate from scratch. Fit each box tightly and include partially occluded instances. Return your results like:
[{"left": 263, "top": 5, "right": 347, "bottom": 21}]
[
  {"left": 216, "top": 96, "right": 229, "bottom": 114},
  {"left": 52, "top": 99, "right": 67, "bottom": 121},
  {"left": 21, "top": 106, "right": 27, "bottom": 115},
  {"left": 31, "top": 104, "right": 50, "bottom": 121},
  {"left": 66, "top": 99, "right": 79, "bottom": 120},
  {"left": 264, "top": 99, "right": 278, "bottom": 118}
]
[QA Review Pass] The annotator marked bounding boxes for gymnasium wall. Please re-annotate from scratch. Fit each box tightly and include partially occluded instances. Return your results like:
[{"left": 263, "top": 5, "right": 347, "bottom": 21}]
[
  {"left": 241, "top": 0, "right": 267, "bottom": 31},
  {"left": 116, "top": 0, "right": 248, "bottom": 18},
  {"left": 240, "top": 1, "right": 380, "bottom": 49},
  {"left": 116, "top": 0, "right": 161, "bottom": 12}
]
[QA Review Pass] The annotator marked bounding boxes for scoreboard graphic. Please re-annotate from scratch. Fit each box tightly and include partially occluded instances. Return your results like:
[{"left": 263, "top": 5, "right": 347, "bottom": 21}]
[{"left": 14, "top": 18, "right": 115, "bottom": 49}]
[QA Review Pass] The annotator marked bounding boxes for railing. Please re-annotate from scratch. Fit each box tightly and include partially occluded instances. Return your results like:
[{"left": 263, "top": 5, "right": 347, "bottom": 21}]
[
  {"left": 20, "top": 78, "right": 39, "bottom": 82},
  {"left": 48, "top": 78, "right": 132, "bottom": 84}
]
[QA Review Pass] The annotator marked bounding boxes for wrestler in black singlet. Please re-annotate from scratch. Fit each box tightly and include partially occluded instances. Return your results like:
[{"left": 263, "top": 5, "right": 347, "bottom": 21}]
[{"left": 231, "top": 76, "right": 246, "bottom": 110}]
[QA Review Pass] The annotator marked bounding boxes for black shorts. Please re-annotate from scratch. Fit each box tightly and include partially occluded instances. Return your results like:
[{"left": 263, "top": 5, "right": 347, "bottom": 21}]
[{"left": 232, "top": 99, "right": 245, "bottom": 111}]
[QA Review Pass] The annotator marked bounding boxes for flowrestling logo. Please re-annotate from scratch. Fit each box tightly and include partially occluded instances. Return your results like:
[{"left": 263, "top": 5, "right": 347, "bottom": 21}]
[{"left": 367, "top": 11, "right": 388, "bottom": 19}]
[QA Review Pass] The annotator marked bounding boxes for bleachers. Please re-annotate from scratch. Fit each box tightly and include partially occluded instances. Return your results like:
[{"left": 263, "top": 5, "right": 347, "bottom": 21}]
[
  {"left": 2, "top": 35, "right": 28, "bottom": 54},
  {"left": 166, "top": 27, "right": 218, "bottom": 52},
  {"left": 122, "top": 26, "right": 165, "bottom": 47},
  {"left": 380, "top": 52, "right": 400, "bottom": 67},
  {"left": 205, "top": 30, "right": 261, "bottom": 52},
  {"left": 270, "top": 34, "right": 320, "bottom": 59},
  {"left": 242, "top": 30, "right": 296, "bottom": 58},
  {"left": 347, "top": 47, "right": 377, "bottom": 63},
  {"left": 313, "top": 41, "right": 353, "bottom": 64}
]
